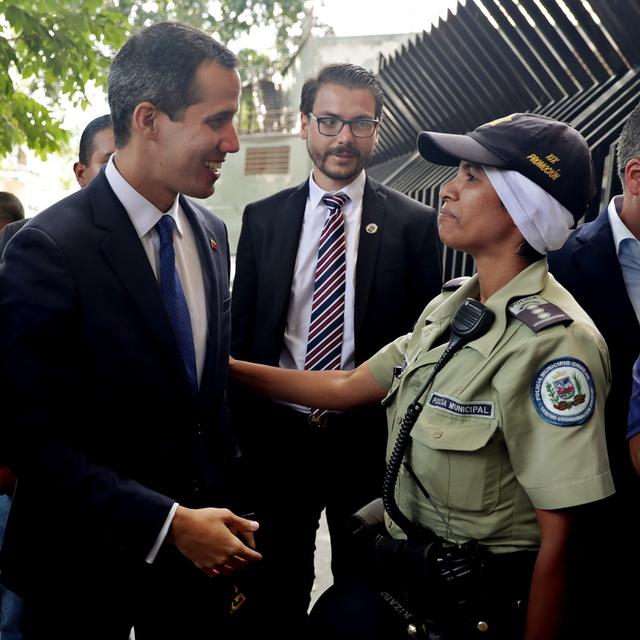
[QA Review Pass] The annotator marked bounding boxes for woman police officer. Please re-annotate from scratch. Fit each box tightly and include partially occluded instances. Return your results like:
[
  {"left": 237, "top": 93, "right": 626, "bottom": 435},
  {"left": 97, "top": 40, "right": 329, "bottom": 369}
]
[{"left": 231, "top": 114, "right": 614, "bottom": 639}]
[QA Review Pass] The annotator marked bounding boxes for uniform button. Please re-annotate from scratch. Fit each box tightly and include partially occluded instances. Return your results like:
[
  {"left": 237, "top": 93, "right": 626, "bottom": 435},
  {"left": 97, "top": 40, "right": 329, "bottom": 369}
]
[
  {"left": 195, "top": 423, "right": 203, "bottom": 436},
  {"left": 433, "top": 431, "right": 443, "bottom": 439},
  {"left": 192, "top": 479, "right": 201, "bottom": 493}
]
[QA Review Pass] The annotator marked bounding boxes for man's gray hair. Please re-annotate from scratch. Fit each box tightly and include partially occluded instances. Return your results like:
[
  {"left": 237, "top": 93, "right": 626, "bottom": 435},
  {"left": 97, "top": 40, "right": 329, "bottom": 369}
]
[{"left": 617, "top": 102, "right": 640, "bottom": 182}]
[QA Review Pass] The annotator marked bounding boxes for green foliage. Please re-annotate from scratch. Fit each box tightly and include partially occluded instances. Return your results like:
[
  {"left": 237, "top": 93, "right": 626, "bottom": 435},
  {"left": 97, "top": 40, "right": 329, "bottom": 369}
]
[
  {"left": 0, "top": 0, "right": 314, "bottom": 159},
  {"left": 0, "top": 0, "right": 127, "bottom": 158},
  {"left": 119, "top": 0, "right": 310, "bottom": 64}
]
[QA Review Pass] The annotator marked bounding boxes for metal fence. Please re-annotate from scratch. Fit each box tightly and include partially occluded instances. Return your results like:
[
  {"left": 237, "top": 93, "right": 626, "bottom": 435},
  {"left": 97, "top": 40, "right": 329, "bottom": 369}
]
[{"left": 368, "top": 0, "right": 640, "bottom": 280}]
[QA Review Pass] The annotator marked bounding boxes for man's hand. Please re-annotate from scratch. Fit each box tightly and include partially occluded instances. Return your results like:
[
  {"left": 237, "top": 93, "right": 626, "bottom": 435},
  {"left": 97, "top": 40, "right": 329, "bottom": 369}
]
[
  {"left": 0, "top": 466, "right": 16, "bottom": 495},
  {"left": 168, "top": 506, "right": 261, "bottom": 577}
]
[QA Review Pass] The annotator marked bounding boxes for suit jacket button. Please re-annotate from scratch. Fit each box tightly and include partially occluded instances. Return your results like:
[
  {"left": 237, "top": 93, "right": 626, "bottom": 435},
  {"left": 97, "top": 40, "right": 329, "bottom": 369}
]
[
  {"left": 195, "top": 423, "right": 203, "bottom": 436},
  {"left": 192, "top": 480, "right": 201, "bottom": 493}
]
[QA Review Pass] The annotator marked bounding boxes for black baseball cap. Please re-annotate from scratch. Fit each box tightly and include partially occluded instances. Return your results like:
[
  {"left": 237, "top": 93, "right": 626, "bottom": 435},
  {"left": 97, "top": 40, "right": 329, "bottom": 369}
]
[{"left": 417, "top": 113, "right": 595, "bottom": 223}]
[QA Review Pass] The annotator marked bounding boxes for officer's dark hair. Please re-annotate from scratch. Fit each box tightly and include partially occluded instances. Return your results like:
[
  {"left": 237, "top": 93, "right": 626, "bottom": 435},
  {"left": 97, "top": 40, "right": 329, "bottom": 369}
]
[
  {"left": 0, "top": 192, "right": 24, "bottom": 225},
  {"left": 108, "top": 22, "right": 238, "bottom": 147},
  {"left": 78, "top": 114, "right": 113, "bottom": 165},
  {"left": 617, "top": 102, "right": 640, "bottom": 182},
  {"left": 300, "top": 63, "right": 384, "bottom": 120}
]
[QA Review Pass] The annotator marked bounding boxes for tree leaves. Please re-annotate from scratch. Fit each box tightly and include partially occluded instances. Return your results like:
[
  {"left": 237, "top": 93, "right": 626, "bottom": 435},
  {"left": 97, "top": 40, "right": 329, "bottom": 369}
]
[
  {"left": 0, "top": 0, "right": 314, "bottom": 158},
  {"left": 0, "top": 0, "right": 126, "bottom": 157}
]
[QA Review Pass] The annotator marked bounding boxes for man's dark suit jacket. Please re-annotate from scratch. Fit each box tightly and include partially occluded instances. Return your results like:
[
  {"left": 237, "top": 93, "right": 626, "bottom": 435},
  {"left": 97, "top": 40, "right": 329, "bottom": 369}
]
[
  {"left": 231, "top": 177, "right": 442, "bottom": 369},
  {"left": 548, "top": 205, "right": 640, "bottom": 639},
  {"left": 0, "top": 170, "right": 238, "bottom": 597},
  {"left": 0, "top": 218, "right": 28, "bottom": 254},
  {"left": 548, "top": 208, "right": 640, "bottom": 494}
]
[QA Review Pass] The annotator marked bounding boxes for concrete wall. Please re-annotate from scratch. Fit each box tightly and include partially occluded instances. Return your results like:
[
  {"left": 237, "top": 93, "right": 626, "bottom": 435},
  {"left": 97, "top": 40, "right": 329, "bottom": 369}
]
[
  {"left": 201, "top": 131, "right": 312, "bottom": 253},
  {"left": 280, "top": 33, "right": 412, "bottom": 112}
]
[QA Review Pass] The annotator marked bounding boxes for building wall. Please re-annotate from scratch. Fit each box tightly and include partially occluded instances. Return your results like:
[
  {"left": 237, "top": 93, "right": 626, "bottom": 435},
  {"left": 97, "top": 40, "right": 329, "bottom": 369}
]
[
  {"left": 280, "top": 33, "right": 411, "bottom": 112},
  {"left": 201, "top": 131, "right": 312, "bottom": 253}
]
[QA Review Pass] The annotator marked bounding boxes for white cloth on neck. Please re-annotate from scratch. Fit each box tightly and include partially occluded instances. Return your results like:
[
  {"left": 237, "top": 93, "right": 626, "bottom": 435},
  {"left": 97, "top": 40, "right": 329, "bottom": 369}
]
[{"left": 484, "top": 167, "right": 574, "bottom": 255}]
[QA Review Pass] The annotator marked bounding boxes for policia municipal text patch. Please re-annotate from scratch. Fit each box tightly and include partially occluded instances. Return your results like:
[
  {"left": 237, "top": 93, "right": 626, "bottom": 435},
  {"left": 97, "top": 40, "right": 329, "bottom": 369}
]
[
  {"left": 531, "top": 358, "right": 595, "bottom": 426},
  {"left": 428, "top": 393, "right": 495, "bottom": 419}
]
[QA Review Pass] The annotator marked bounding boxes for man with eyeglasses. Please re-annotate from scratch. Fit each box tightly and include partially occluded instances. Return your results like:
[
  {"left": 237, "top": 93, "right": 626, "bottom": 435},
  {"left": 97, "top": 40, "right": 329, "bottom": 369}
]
[{"left": 230, "top": 63, "right": 442, "bottom": 636}]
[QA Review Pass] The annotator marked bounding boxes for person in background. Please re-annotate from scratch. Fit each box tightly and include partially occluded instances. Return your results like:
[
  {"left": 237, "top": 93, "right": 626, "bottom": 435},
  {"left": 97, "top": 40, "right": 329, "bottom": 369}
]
[
  {"left": 548, "top": 102, "right": 640, "bottom": 639},
  {"left": 230, "top": 62, "right": 442, "bottom": 635},
  {"left": 0, "top": 192, "right": 24, "bottom": 232},
  {"left": 231, "top": 113, "right": 614, "bottom": 639},
  {"left": 73, "top": 113, "right": 115, "bottom": 187},
  {"left": 0, "top": 22, "right": 260, "bottom": 640},
  {"left": 0, "top": 113, "right": 115, "bottom": 249}
]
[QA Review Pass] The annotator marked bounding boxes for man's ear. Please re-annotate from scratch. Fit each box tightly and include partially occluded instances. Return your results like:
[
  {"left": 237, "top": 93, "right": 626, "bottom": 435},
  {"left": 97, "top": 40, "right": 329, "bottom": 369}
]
[
  {"left": 624, "top": 158, "right": 640, "bottom": 198},
  {"left": 132, "top": 102, "right": 159, "bottom": 140},
  {"left": 300, "top": 112, "right": 309, "bottom": 141},
  {"left": 73, "top": 161, "right": 87, "bottom": 188}
]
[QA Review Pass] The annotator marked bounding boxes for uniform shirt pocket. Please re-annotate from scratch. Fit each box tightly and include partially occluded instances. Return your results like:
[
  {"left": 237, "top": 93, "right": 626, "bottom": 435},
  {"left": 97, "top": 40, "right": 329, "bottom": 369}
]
[{"left": 409, "top": 418, "right": 502, "bottom": 513}]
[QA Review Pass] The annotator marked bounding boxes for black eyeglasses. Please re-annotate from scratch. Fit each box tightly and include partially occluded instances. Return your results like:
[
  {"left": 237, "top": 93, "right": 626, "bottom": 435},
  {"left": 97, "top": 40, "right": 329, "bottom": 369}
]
[{"left": 307, "top": 113, "right": 379, "bottom": 138}]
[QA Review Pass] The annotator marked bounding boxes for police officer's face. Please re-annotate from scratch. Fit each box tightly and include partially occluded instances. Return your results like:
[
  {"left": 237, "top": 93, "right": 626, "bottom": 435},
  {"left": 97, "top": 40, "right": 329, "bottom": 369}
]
[
  {"left": 300, "top": 83, "right": 379, "bottom": 191},
  {"left": 438, "top": 162, "right": 522, "bottom": 256}
]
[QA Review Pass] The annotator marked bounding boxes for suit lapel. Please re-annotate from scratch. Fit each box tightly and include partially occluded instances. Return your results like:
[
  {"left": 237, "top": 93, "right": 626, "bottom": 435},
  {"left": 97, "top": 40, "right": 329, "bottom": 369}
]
[
  {"left": 179, "top": 196, "right": 223, "bottom": 400},
  {"left": 354, "top": 178, "right": 385, "bottom": 342},
  {"left": 91, "top": 174, "right": 189, "bottom": 385},
  {"left": 571, "top": 212, "right": 638, "bottom": 327},
  {"left": 272, "top": 182, "right": 308, "bottom": 333}
]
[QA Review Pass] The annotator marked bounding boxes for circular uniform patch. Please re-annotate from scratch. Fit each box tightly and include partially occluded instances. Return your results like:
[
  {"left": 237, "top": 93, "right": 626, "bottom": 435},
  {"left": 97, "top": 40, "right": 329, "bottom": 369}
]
[{"left": 531, "top": 357, "right": 595, "bottom": 426}]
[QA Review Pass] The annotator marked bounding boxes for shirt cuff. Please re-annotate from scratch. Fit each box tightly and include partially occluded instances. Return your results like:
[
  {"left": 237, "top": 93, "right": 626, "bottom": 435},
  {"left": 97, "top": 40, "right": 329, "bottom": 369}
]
[{"left": 145, "top": 502, "right": 179, "bottom": 564}]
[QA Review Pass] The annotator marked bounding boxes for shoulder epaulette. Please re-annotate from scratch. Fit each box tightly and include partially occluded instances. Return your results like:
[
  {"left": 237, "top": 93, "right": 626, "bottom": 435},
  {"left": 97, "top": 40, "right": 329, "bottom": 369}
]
[
  {"left": 442, "top": 276, "right": 470, "bottom": 291},
  {"left": 508, "top": 295, "right": 573, "bottom": 333}
]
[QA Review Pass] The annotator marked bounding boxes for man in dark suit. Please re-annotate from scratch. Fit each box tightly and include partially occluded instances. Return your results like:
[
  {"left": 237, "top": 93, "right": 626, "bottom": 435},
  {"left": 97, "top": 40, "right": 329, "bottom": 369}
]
[
  {"left": 231, "top": 63, "right": 442, "bottom": 634},
  {"left": 0, "top": 22, "right": 261, "bottom": 640},
  {"left": 548, "top": 104, "right": 640, "bottom": 639}
]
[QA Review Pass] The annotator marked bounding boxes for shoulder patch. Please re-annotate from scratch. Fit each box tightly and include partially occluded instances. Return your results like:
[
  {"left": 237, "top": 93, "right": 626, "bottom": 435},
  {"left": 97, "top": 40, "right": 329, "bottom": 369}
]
[
  {"left": 442, "top": 276, "right": 470, "bottom": 291},
  {"left": 531, "top": 358, "right": 595, "bottom": 426},
  {"left": 508, "top": 295, "right": 572, "bottom": 332}
]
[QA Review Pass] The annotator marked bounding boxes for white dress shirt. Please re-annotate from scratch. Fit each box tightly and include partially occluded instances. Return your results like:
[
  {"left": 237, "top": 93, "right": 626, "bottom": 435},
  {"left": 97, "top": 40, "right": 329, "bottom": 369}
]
[
  {"left": 105, "top": 156, "right": 209, "bottom": 562},
  {"left": 608, "top": 195, "right": 640, "bottom": 322},
  {"left": 279, "top": 170, "right": 365, "bottom": 411}
]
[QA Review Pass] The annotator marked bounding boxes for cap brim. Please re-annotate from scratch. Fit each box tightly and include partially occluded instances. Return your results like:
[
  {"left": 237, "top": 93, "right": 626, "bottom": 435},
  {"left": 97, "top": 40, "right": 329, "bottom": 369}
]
[{"left": 417, "top": 131, "right": 507, "bottom": 168}]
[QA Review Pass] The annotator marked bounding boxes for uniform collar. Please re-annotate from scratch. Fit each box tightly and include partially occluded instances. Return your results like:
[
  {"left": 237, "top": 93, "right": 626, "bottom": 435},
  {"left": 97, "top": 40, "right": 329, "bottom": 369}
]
[{"left": 425, "top": 260, "right": 549, "bottom": 357}]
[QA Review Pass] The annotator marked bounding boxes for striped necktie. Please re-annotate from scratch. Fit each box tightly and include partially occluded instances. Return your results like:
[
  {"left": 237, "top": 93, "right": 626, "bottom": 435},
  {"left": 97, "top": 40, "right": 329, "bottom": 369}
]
[{"left": 304, "top": 192, "right": 349, "bottom": 422}]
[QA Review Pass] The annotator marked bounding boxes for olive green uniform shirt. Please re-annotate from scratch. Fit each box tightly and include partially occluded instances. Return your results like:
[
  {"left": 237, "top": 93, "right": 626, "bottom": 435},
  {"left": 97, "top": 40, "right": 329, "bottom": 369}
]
[{"left": 369, "top": 260, "right": 614, "bottom": 553}]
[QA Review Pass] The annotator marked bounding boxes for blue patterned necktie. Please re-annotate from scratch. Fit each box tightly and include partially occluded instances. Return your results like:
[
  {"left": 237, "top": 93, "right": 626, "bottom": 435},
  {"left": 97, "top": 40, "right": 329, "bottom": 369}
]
[
  {"left": 304, "top": 192, "right": 349, "bottom": 422},
  {"left": 156, "top": 215, "right": 198, "bottom": 395}
]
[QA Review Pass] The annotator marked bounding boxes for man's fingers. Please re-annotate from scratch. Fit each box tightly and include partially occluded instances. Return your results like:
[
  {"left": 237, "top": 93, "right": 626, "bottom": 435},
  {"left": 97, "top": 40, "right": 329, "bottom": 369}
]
[
  {"left": 238, "top": 529, "right": 257, "bottom": 549},
  {"left": 238, "top": 544, "right": 262, "bottom": 562},
  {"left": 226, "top": 512, "right": 260, "bottom": 534}
]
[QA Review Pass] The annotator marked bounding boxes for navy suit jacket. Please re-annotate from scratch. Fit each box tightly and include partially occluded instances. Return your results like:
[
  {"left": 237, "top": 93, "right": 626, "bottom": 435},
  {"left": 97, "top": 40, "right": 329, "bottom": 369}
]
[
  {"left": 231, "top": 176, "right": 442, "bottom": 368},
  {"left": 548, "top": 208, "right": 640, "bottom": 496},
  {"left": 0, "top": 170, "right": 238, "bottom": 595}
]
